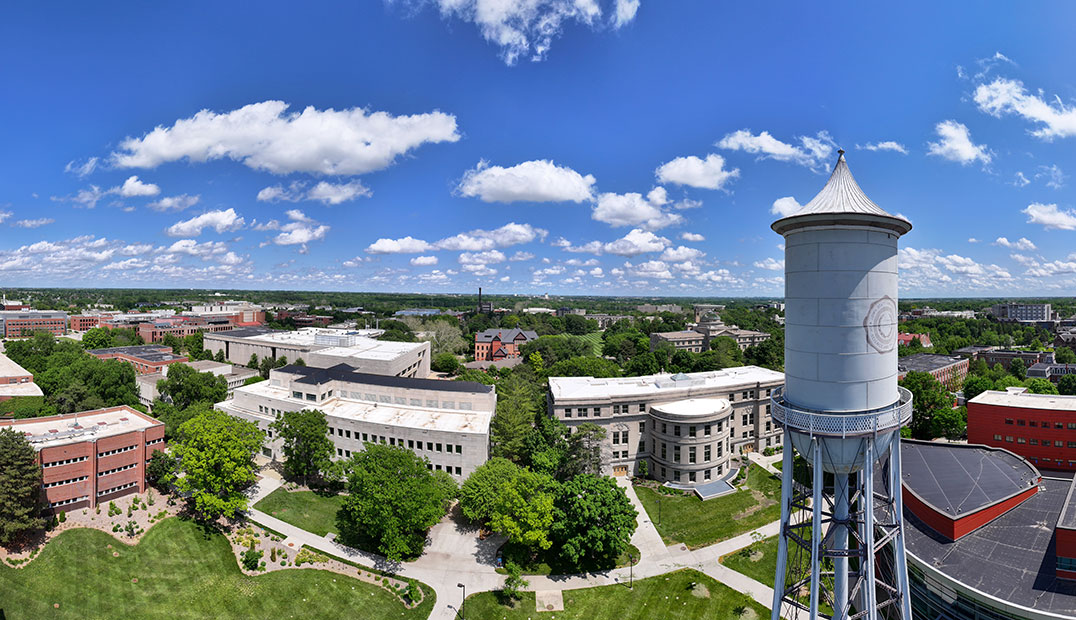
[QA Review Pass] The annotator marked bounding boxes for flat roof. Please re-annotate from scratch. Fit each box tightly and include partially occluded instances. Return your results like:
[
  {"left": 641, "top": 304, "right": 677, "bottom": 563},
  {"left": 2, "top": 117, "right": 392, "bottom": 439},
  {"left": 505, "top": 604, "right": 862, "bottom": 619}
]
[
  {"left": 905, "top": 476, "right": 1076, "bottom": 615},
  {"left": 549, "top": 366, "right": 784, "bottom": 401},
  {"left": 206, "top": 327, "right": 423, "bottom": 359},
  {"left": 0, "top": 382, "right": 44, "bottom": 397},
  {"left": 0, "top": 406, "right": 159, "bottom": 449},
  {"left": 0, "top": 352, "right": 32, "bottom": 378},
  {"left": 313, "top": 340, "right": 426, "bottom": 362},
  {"left": 901, "top": 440, "right": 1038, "bottom": 519},
  {"left": 969, "top": 389, "right": 1076, "bottom": 412},
  {"left": 1059, "top": 478, "right": 1076, "bottom": 531},
  {"left": 897, "top": 353, "right": 965, "bottom": 374},
  {"left": 652, "top": 330, "right": 704, "bottom": 340},
  {"left": 280, "top": 364, "right": 493, "bottom": 394},
  {"left": 650, "top": 398, "right": 730, "bottom": 417},
  {"left": 223, "top": 382, "right": 491, "bottom": 434},
  {"left": 87, "top": 345, "right": 185, "bottom": 363}
]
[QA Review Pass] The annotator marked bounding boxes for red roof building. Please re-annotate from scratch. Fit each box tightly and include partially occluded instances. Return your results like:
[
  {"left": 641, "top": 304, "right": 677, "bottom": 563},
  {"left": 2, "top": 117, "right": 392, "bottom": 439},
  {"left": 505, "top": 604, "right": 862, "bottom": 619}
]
[{"left": 897, "top": 332, "right": 932, "bottom": 348}]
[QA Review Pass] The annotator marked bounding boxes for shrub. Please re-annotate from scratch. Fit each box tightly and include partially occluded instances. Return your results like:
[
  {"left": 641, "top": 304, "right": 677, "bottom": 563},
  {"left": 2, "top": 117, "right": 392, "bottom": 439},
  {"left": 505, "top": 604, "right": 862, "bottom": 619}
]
[
  {"left": 241, "top": 549, "right": 263, "bottom": 571},
  {"left": 147, "top": 491, "right": 155, "bottom": 506},
  {"left": 270, "top": 547, "right": 277, "bottom": 562},
  {"left": 762, "top": 447, "right": 774, "bottom": 456},
  {"left": 58, "top": 511, "right": 67, "bottom": 523}
]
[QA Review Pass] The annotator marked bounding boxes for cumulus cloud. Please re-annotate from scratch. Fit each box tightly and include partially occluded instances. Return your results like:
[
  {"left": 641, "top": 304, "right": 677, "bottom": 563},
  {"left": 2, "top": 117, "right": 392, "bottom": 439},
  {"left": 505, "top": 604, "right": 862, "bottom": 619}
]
[
  {"left": 510, "top": 251, "right": 534, "bottom": 262},
  {"left": 592, "top": 190, "right": 682, "bottom": 230},
  {"left": 115, "top": 175, "right": 160, "bottom": 197},
  {"left": 753, "top": 257, "right": 784, "bottom": 271},
  {"left": 258, "top": 180, "right": 370, "bottom": 205},
  {"left": 148, "top": 194, "right": 200, "bottom": 212},
  {"left": 410, "top": 255, "right": 439, "bottom": 266},
  {"left": 13, "top": 218, "right": 54, "bottom": 229},
  {"left": 366, "top": 222, "right": 546, "bottom": 253},
  {"left": 0, "top": 211, "right": 11, "bottom": 224},
  {"left": 603, "top": 229, "right": 669, "bottom": 256},
  {"left": 366, "top": 236, "right": 434, "bottom": 254},
  {"left": 627, "top": 260, "right": 673, "bottom": 279},
  {"left": 459, "top": 250, "right": 507, "bottom": 265},
  {"left": 857, "top": 141, "right": 908, "bottom": 154},
  {"left": 110, "top": 100, "right": 459, "bottom": 175},
  {"left": 458, "top": 159, "right": 595, "bottom": 203},
  {"left": 680, "top": 232, "right": 705, "bottom": 242},
  {"left": 1023, "top": 202, "right": 1076, "bottom": 230},
  {"left": 412, "top": 0, "right": 639, "bottom": 66},
  {"left": 270, "top": 209, "right": 330, "bottom": 249},
  {"left": 654, "top": 153, "right": 739, "bottom": 190},
  {"left": 993, "top": 236, "right": 1036, "bottom": 251},
  {"left": 926, "top": 120, "right": 991, "bottom": 165},
  {"left": 660, "top": 245, "right": 704, "bottom": 262},
  {"left": 974, "top": 77, "right": 1076, "bottom": 140},
  {"left": 716, "top": 129, "right": 836, "bottom": 170},
  {"left": 167, "top": 208, "right": 246, "bottom": 237},
  {"left": 770, "top": 196, "right": 802, "bottom": 217}
]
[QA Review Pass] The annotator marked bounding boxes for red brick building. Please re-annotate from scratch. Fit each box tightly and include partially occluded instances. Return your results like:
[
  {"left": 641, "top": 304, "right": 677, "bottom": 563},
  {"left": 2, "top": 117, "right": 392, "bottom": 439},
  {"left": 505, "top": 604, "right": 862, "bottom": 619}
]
[
  {"left": 273, "top": 311, "right": 332, "bottom": 327},
  {"left": 473, "top": 328, "right": 538, "bottom": 361},
  {"left": 136, "top": 317, "right": 236, "bottom": 343},
  {"left": 967, "top": 388, "right": 1076, "bottom": 471},
  {"left": 69, "top": 315, "right": 102, "bottom": 331},
  {"left": 0, "top": 406, "right": 165, "bottom": 513},
  {"left": 87, "top": 345, "right": 188, "bottom": 375},
  {"left": 897, "top": 332, "right": 932, "bottom": 348},
  {"left": 0, "top": 311, "right": 68, "bottom": 337},
  {"left": 897, "top": 353, "right": 969, "bottom": 391}
]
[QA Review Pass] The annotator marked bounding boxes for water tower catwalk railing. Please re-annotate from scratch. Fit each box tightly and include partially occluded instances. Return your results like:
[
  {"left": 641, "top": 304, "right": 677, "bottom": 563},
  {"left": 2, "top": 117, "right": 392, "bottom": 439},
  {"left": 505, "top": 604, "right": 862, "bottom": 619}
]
[{"left": 770, "top": 387, "right": 914, "bottom": 620}]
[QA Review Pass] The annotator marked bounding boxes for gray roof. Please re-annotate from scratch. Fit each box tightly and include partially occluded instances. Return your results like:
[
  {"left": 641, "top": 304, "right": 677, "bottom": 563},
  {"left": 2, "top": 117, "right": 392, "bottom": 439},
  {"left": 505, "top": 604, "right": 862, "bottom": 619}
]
[
  {"left": 771, "top": 152, "right": 912, "bottom": 236},
  {"left": 474, "top": 328, "right": 538, "bottom": 343},
  {"left": 87, "top": 345, "right": 184, "bottom": 363},
  {"left": 897, "top": 353, "right": 964, "bottom": 374}
]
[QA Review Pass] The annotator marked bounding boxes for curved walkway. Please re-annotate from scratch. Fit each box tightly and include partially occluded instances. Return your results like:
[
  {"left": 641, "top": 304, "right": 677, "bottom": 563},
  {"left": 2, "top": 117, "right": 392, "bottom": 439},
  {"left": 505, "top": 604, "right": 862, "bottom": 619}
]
[{"left": 246, "top": 474, "right": 787, "bottom": 620}]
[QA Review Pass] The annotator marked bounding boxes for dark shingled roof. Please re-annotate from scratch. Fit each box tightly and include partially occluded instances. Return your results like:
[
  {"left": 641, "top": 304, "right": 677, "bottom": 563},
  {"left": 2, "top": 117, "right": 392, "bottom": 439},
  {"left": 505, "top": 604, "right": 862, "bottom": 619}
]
[
  {"left": 474, "top": 328, "right": 538, "bottom": 343},
  {"left": 279, "top": 364, "right": 494, "bottom": 394},
  {"left": 897, "top": 353, "right": 965, "bottom": 375}
]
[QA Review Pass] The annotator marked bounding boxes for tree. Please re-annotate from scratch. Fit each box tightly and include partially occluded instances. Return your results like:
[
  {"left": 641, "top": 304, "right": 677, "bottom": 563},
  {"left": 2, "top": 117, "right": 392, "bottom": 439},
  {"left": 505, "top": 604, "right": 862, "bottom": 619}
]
[
  {"left": 247, "top": 354, "right": 259, "bottom": 369},
  {"left": 336, "top": 444, "right": 453, "bottom": 561},
  {"left": 459, "top": 457, "right": 518, "bottom": 522},
  {"left": 561, "top": 423, "right": 605, "bottom": 478},
  {"left": 994, "top": 374, "right": 1025, "bottom": 390},
  {"left": 184, "top": 332, "right": 206, "bottom": 360},
  {"left": 1010, "top": 357, "right": 1026, "bottom": 380},
  {"left": 899, "top": 371, "right": 953, "bottom": 440},
  {"left": 431, "top": 352, "right": 461, "bottom": 374},
  {"left": 271, "top": 409, "right": 334, "bottom": 486},
  {"left": 962, "top": 375, "right": 994, "bottom": 402},
  {"left": 214, "top": 350, "right": 227, "bottom": 363},
  {"left": 490, "top": 373, "right": 540, "bottom": 462},
  {"left": 931, "top": 405, "right": 966, "bottom": 440},
  {"left": 623, "top": 352, "right": 660, "bottom": 377},
  {"left": 743, "top": 337, "right": 780, "bottom": 370},
  {"left": 1057, "top": 374, "right": 1076, "bottom": 396},
  {"left": 172, "top": 409, "right": 264, "bottom": 520},
  {"left": 259, "top": 356, "right": 277, "bottom": 379},
  {"left": 156, "top": 363, "right": 227, "bottom": 410},
  {"left": 81, "top": 327, "right": 113, "bottom": 350},
  {"left": 0, "top": 427, "right": 44, "bottom": 544},
  {"left": 459, "top": 458, "right": 555, "bottom": 551},
  {"left": 145, "top": 449, "right": 178, "bottom": 491},
  {"left": 502, "top": 561, "right": 529, "bottom": 602},
  {"left": 1056, "top": 347, "right": 1076, "bottom": 364},
  {"left": 1025, "top": 377, "right": 1059, "bottom": 395},
  {"left": 161, "top": 333, "right": 183, "bottom": 355},
  {"left": 563, "top": 314, "right": 591, "bottom": 336},
  {"left": 548, "top": 356, "right": 620, "bottom": 378},
  {"left": 551, "top": 474, "right": 638, "bottom": 567}
]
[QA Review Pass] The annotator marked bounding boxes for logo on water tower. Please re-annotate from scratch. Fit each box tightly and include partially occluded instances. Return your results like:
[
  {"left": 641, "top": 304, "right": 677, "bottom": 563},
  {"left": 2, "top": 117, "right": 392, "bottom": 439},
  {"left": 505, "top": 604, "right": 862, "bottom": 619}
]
[{"left": 864, "top": 295, "right": 897, "bottom": 354}]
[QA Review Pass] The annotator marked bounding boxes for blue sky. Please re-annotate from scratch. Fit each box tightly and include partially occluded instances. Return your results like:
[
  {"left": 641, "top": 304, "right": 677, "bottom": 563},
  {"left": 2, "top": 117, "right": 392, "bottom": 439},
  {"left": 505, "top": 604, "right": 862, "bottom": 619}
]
[{"left": 2, "top": 2, "right": 1076, "bottom": 296}]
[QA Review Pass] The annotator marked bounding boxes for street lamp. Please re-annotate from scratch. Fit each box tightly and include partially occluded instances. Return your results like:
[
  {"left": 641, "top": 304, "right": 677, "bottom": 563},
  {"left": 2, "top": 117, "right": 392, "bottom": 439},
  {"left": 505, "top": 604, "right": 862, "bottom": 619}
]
[
  {"left": 457, "top": 582, "right": 465, "bottom": 620},
  {"left": 628, "top": 552, "right": 635, "bottom": 589}
]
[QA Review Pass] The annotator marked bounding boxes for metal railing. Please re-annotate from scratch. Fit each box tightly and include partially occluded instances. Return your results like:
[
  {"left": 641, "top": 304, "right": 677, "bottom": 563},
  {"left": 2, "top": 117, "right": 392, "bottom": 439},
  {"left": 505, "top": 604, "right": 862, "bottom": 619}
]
[{"left": 770, "top": 386, "right": 912, "bottom": 437}]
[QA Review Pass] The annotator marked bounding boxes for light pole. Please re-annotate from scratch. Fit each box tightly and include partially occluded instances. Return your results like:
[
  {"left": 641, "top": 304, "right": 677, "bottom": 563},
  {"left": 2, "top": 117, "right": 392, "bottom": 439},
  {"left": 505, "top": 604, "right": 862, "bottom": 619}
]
[
  {"left": 457, "top": 582, "right": 465, "bottom": 620},
  {"left": 629, "top": 552, "right": 635, "bottom": 589}
]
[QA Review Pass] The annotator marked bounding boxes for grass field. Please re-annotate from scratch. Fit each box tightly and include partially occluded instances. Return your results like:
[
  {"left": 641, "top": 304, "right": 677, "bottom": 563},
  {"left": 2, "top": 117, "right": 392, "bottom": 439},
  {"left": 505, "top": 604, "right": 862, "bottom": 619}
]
[
  {"left": 578, "top": 331, "right": 603, "bottom": 356},
  {"left": 635, "top": 464, "right": 782, "bottom": 548},
  {"left": 466, "top": 568, "right": 767, "bottom": 619},
  {"left": 497, "top": 541, "right": 640, "bottom": 575},
  {"left": 253, "top": 488, "right": 346, "bottom": 537},
  {"left": 0, "top": 517, "right": 432, "bottom": 620},
  {"left": 722, "top": 534, "right": 833, "bottom": 616}
]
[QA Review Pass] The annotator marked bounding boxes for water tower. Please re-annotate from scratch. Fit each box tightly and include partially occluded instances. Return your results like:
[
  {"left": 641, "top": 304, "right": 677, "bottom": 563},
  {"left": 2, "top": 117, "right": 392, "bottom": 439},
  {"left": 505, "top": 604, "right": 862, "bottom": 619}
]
[{"left": 769, "top": 151, "right": 913, "bottom": 619}]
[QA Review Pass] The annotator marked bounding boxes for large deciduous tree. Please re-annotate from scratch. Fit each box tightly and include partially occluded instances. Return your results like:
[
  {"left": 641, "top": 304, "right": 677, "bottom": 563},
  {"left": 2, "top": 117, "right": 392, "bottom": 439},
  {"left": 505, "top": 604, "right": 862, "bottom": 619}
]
[
  {"left": 962, "top": 375, "right": 994, "bottom": 402},
  {"left": 270, "top": 409, "right": 334, "bottom": 486},
  {"left": 899, "top": 371, "right": 954, "bottom": 440},
  {"left": 172, "top": 409, "right": 264, "bottom": 520},
  {"left": 0, "top": 428, "right": 44, "bottom": 545},
  {"left": 336, "top": 445, "right": 454, "bottom": 562},
  {"left": 156, "top": 363, "right": 227, "bottom": 411},
  {"left": 459, "top": 458, "right": 555, "bottom": 551},
  {"left": 490, "top": 373, "right": 540, "bottom": 462},
  {"left": 81, "top": 327, "right": 113, "bottom": 350},
  {"left": 552, "top": 474, "right": 637, "bottom": 567},
  {"left": 1059, "top": 374, "right": 1076, "bottom": 396}
]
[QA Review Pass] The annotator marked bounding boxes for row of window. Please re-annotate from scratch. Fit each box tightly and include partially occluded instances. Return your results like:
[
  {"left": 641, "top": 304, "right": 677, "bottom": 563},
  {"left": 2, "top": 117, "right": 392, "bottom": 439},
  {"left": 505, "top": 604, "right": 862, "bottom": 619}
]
[
  {"left": 658, "top": 422, "right": 721, "bottom": 438},
  {"left": 286, "top": 388, "right": 476, "bottom": 411},
  {"left": 147, "top": 438, "right": 164, "bottom": 446},
  {"left": 658, "top": 465, "right": 722, "bottom": 483},
  {"left": 1004, "top": 418, "right": 1076, "bottom": 429},
  {"left": 1058, "top": 556, "right": 1076, "bottom": 571},
  {"left": 97, "top": 481, "right": 137, "bottom": 497},
  {"left": 98, "top": 445, "right": 135, "bottom": 458},
  {"left": 43, "top": 456, "right": 88, "bottom": 468},
  {"left": 994, "top": 434, "right": 1076, "bottom": 448},
  {"left": 328, "top": 427, "right": 465, "bottom": 455},
  {"left": 44, "top": 475, "right": 88, "bottom": 489},
  {"left": 658, "top": 442, "right": 724, "bottom": 464},
  {"left": 49, "top": 495, "right": 89, "bottom": 508},
  {"left": 612, "top": 450, "right": 630, "bottom": 459},
  {"left": 99, "top": 463, "right": 136, "bottom": 477}
]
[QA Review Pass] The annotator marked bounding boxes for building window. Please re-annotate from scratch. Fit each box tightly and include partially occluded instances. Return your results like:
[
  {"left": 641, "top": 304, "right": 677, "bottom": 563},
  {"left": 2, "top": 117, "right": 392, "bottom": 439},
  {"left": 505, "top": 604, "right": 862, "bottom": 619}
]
[
  {"left": 689, "top": 426, "right": 696, "bottom": 438},
  {"left": 1004, "top": 419, "right": 1014, "bottom": 425},
  {"left": 689, "top": 447, "right": 696, "bottom": 464},
  {"left": 1058, "top": 441, "right": 1066, "bottom": 447},
  {"left": 1017, "top": 437, "right": 1026, "bottom": 444},
  {"left": 661, "top": 467, "right": 666, "bottom": 478},
  {"left": 1030, "top": 439, "right": 1038, "bottom": 445},
  {"left": 638, "top": 403, "right": 645, "bottom": 412},
  {"left": 427, "top": 442, "right": 433, "bottom": 451},
  {"left": 1017, "top": 420, "right": 1026, "bottom": 426},
  {"left": 661, "top": 423, "right": 667, "bottom": 435},
  {"left": 704, "top": 445, "right": 711, "bottom": 462},
  {"left": 455, "top": 466, "right": 462, "bottom": 475},
  {"left": 993, "top": 434, "right": 1002, "bottom": 441},
  {"left": 639, "top": 421, "right": 646, "bottom": 433},
  {"left": 674, "top": 425, "right": 681, "bottom": 437},
  {"left": 305, "top": 393, "right": 316, "bottom": 401},
  {"left": 661, "top": 443, "right": 667, "bottom": 459},
  {"left": 673, "top": 470, "right": 681, "bottom": 482},
  {"left": 704, "top": 425, "right": 711, "bottom": 437},
  {"left": 1069, "top": 442, "right": 1076, "bottom": 448},
  {"left": 674, "top": 446, "right": 681, "bottom": 462},
  {"left": 564, "top": 408, "right": 572, "bottom": 418},
  {"left": 704, "top": 470, "right": 712, "bottom": 481}
]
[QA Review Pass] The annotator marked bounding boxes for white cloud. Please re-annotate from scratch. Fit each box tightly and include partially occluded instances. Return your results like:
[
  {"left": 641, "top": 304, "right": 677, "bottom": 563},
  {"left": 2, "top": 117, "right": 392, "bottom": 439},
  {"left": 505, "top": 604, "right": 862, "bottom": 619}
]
[
  {"left": 589, "top": 266, "right": 604, "bottom": 277},
  {"left": 366, "top": 222, "right": 545, "bottom": 254},
  {"left": 654, "top": 153, "right": 739, "bottom": 190},
  {"left": 366, "top": 236, "right": 435, "bottom": 254},
  {"left": 458, "top": 159, "right": 595, "bottom": 203},
  {"left": 306, "top": 180, "right": 371, "bottom": 205},
  {"left": 272, "top": 210, "right": 330, "bottom": 248},
  {"left": 163, "top": 239, "right": 229, "bottom": 258},
  {"left": 926, "top": 120, "right": 991, "bottom": 165},
  {"left": 64, "top": 157, "right": 98, "bottom": 177},
  {"left": 968, "top": 237, "right": 980, "bottom": 243},
  {"left": 603, "top": 229, "right": 669, "bottom": 256},
  {"left": 101, "top": 258, "right": 150, "bottom": 271},
  {"left": 166, "top": 208, "right": 246, "bottom": 237},
  {"left": 680, "top": 232, "right": 704, "bottom": 242},
  {"left": 1023, "top": 203, "right": 1076, "bottom": 231},
  {"left": 770, "top": 196, "right": 802, "bottom": 217},
  {"left": 459, "top": 250, "right": 507, "bottom": 265},
  {"left": 111, "top": 100, "right": 459, "bottom": 175},
  {"left": 148, "top": 194, "right": 200, "bottom": 212},
  {"left": 1026, "top": 260, "right": 1076, "bottom": 278},
  {"left": 993, "top": 236, "right": 1037, "bottom": 251},
  {"left": 754, "top": 257, "right": 784, "bottom": 271},
  {"left": 1013, "top": 171, "right": 1030, "bottom": 187},
  {"left": 13, "top": 218, "right": 54, "bottom": 229},
  {"left": 51, "top": 186, "right": 106, "bottom": 208},
  {"left": 410, "top": 255, "right": 439, "bottom": 266},
  {"left": 974, "top": 77, "right": 1076, "bottom": 140},
  {"left": 660, "top": 245, "right": 704, "bottom": 262},
  {"left": 716, "top": 129, "right": 836, "bottom": 170},
  {"left": 116, "top": 175, "right": 160, "bottom": 197},
  {"left": 1037, "top": 164, "right": 1066, "bottom": 189},
  {"left": 510, "top": 251, "right": 534, "bottom": 262},
  {"left": 593, "top": 191, "right": 682, "bottom": 230},
  {"left": 421, "top": 0, "right": 636, "bottom": 66},
  {"left": 0, "top": 211, "right": 11, "bottom": 224},
  {"left": 628, "top": 260, "right": 673, "bottom": 279},
  {"left": 856, "top": 141, "right": 909, "bottom": 154}
]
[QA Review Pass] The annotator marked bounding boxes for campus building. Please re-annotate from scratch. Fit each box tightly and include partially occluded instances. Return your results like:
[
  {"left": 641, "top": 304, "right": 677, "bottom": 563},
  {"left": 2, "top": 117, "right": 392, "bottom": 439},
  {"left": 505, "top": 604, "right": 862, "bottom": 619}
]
[
  {"left": 1027, "top": 363, "right": 1076, "bottom": 384},
  {"left": 187, "top": 301, "right": 265, "bottom": 325},
  {"left": 547, "top": 366, "right": 784, "bottom": 485},
  {"left": 135, "top": 360, "right": 258, "bottom": 410},
  {"left": 897, "top": 353, "right": 969, "bottom": 391},
  {"left": 0, "top": 310, "right": 68, "bottom": 337},
  {"left": 897, "top": 332, "right": 933, "bottom": 348},
  {"left": 0, "top": 352, "right": 43, "bottom": 401},
  {"left": 0, "top": 406, "right": 165, "bottom": 513},
  {"left": 87, "top": 345, "right": 189, "bottom": 375},
  {"left": 979, "top": 349, "right": 1054, "bottom": 371},
  {"left": 136, "top": 316, "right": 237, "bottom": 343},
  {"left": 990, "top": 302, "right": 1054, "bottom": 323},
  {"left": 204, "top": 327, "right": 430, "bottom": 378},
  {"left": 649, "top": 330, "right": 707, "bottom": 353},
  {"left": 473, "top": 328, "right": 538, "bottom": 362},
  {"left": 69, "top": 315, "right": 102, "bottom": 331},
  {"left": 967, "top": 388, "right": 1076, "bottom": 472},
  {"left": 693, "top": 323, "right": 771, "bottom": 351},
  {"left": 216, "top": 364, "right": 495, "bottom": 479},
  {"left": 900, "top": 439, "right": 1076, "bottom": 618}
]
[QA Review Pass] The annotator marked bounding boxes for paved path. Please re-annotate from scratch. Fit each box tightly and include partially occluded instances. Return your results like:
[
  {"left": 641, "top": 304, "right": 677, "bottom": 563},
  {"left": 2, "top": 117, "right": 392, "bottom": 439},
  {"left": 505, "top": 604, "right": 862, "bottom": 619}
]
[{"left": 245, "top": 475, "right": 786, "bottom": 620}]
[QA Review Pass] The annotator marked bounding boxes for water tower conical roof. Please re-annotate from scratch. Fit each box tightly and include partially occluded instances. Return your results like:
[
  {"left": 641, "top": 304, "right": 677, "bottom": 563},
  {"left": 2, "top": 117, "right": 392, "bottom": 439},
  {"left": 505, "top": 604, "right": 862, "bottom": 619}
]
[{"left": 771, "top": 151, "right": 912, "bottom": 236}]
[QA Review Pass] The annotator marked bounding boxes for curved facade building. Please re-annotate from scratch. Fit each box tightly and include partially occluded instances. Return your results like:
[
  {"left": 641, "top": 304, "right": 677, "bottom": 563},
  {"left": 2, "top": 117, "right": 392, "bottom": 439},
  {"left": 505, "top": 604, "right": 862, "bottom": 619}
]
[{"left": 648, "top": 398, "right": 732, "bottom": 485}]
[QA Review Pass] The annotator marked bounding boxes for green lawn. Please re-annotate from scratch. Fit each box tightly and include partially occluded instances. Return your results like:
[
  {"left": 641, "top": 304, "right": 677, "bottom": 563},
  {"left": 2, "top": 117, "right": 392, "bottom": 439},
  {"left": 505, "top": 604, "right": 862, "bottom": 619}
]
[
  {"left": 722, "top": 534, "right": 834, "bottom": 616},
  {"left": 253, "top": 488, "right": 346, "bottom": 537},
  {"left": 497, "top": 541, "right": 640, "bottom": 575},
  {"left": 466, "top": 568, "right": 767, "bottom": 619},
  {"left": 635, "top": 464, "right": 782, "bottom": 548},
  {"left": 0, "top": 517, "right": 432, "bottom": 620},
  {"left": 579, "top": 331, "right": 603, "bottom": 356}
]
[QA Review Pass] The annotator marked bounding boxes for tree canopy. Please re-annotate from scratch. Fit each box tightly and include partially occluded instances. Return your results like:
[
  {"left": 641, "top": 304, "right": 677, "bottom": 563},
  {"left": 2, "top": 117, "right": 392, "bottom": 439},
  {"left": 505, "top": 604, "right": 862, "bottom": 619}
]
[
  {"left": 459, "top": 458, "right": 555, "bottom": 551},
  {"left": 551, "top": 474, "right": 637, "bottom": 566},
  {"left": 172, "top": 409, "right": 264, "bottom": 520},
  {"left": 156, "top": 363, "right": 227, "bottom": 411},
  {"left": 0, "top": 428, "right": 44, "bottom": 544},
  {"left": 899, "top": 371, "right": 954, "bottom": 440},
  {"left": 270, "top": 409, "right": 334, "bottom": 485}
]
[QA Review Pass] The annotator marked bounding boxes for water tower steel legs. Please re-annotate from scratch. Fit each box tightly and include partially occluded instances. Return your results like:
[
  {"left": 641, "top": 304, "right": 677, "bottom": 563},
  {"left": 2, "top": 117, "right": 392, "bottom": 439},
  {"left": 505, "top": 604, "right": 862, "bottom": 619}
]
[
  {"left": 809, "top": 441, "right": 823, "bottom": 619},
  {"left": 771, "top": 427, "right": 794, "bottom": 616}
]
